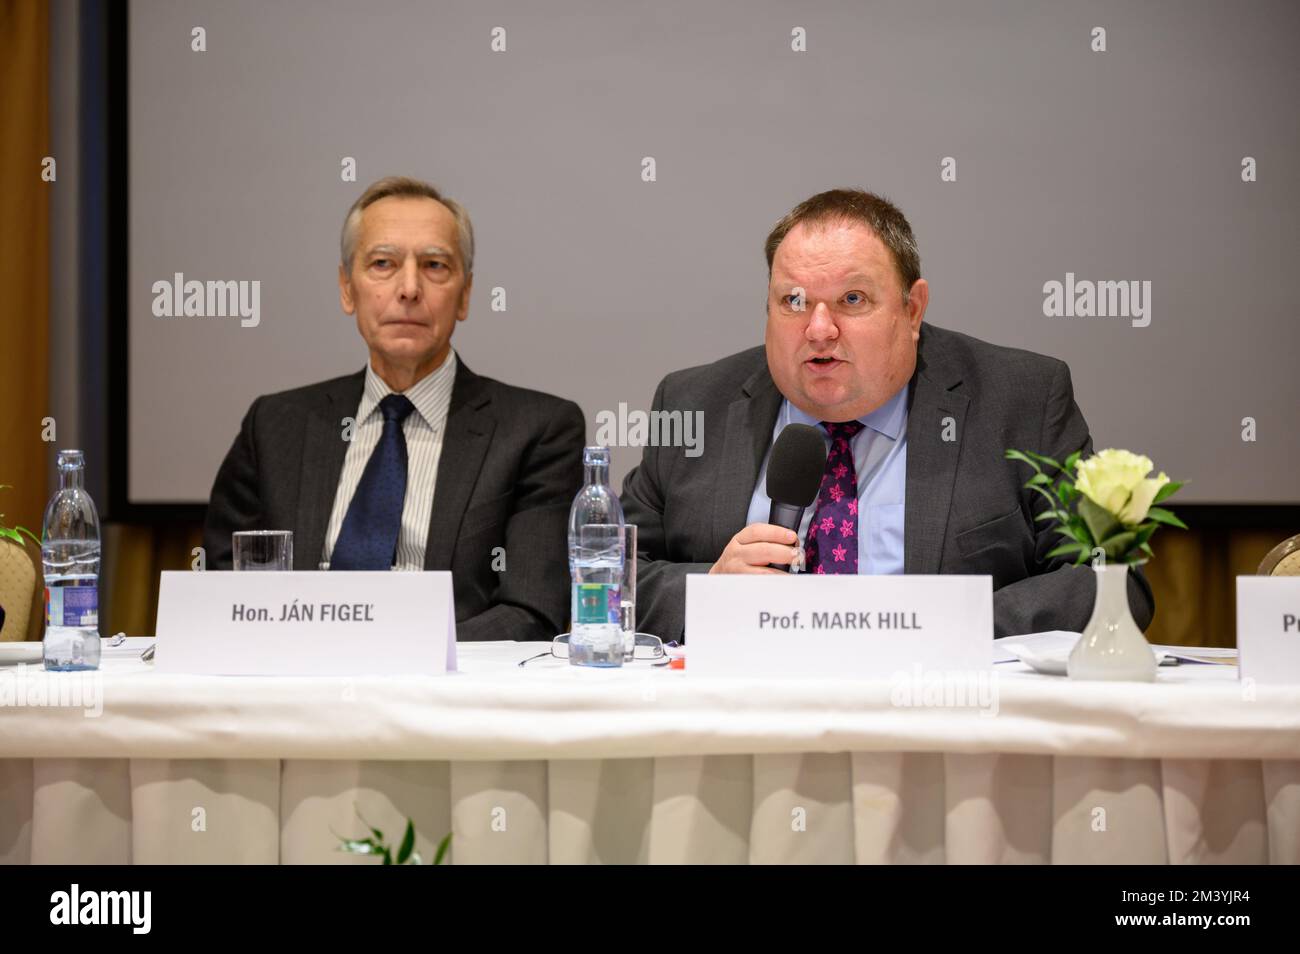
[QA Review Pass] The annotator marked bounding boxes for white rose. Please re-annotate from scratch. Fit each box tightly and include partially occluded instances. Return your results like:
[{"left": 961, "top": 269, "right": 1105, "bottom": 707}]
[{"left": 1074, "top": 449, "right": 1169, "bottom": 526}]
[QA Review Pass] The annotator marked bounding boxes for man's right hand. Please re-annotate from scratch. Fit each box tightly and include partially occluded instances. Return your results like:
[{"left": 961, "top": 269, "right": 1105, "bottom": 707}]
[{"left": 709, "top": 523, "right": 800, "bottom": 574}]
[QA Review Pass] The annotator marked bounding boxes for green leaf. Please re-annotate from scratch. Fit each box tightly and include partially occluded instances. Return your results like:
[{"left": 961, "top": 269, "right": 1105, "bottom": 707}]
[
  {"left": 0, "top": 527, "right": 19, "bottom": 545},
  {"left": 1026, "top": 472, "right": 1053, "bottom": 487},
  {"left": 1022, "top": 450, "right": 1065, "bottom": 473},
  {"left": 1055, "top": 480, "right": 1077, "bottom": 505},
  {"left": 1078, "top": 495, "right": 1121, "bottom": 546},
  {"left": 1139, "top": 541, "right": 1154, "bottom": 557},
  {"left": 1035, "top": 508, "right": 1069, "bottom": 523},
  {"left": 1063, "top": 450, "right": 1082, "bottom": 474},
  {"left": 1004, "top": 449, "right": 1043, "bottom": 474},
  {"left": 1067, "top": 515, "right": 1093, "bottom": 544},
  {"left": 1046, "top": 541, "right": 1089, "bottom": 560},
  {"left": 351, "top": 803, "right": 386, "bottom": 843},
  {"left": 396, "top": 819, "right": 416, "bottom": 865},
  {"left": 1144, "top": 506, "right": 1188, "bottom": 530},
  {"left": 1151, "top": 480, "right": 1185, "bottom": 505},
  {"left": 1025, "top": 483, "right": 1061, "bottom": 510},
  {"left": 1048, "top": 520, "right": 1085, "bottom": 545},
  {"left": 1063, "top": 523, "right": 1094, "bottom": 545},
  {"left": 16, "top": 526, "right": 40, "bottom": 549},
  {"left": 1133, "top": 523, "right": 1158, "bottom": 545},
  {"left": 1099, "top": 530, "right": 1139, "bottom": 562},
  {"left": 433, "top": 833, "right": 452, "bottom": 866},
  {"left": 381, "top": 848, "right": 393, "bottom": 866}
]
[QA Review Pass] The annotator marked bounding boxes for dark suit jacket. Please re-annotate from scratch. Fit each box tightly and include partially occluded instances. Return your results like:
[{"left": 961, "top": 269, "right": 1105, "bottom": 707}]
[
  {"left": 621, "top": 323, "right": 1156, "bottom": 640},
  {"left": 203, "top": 358, "right": 585, "bottom": 642}
]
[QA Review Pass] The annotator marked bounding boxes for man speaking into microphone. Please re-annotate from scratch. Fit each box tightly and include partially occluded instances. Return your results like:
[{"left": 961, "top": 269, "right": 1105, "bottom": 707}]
[{"left": 620, "top": 188, "right": 1155, "bottom": 641}]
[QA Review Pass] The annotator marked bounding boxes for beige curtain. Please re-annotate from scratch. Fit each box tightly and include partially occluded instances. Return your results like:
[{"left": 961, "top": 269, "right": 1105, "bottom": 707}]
[
  {"left": 1144, "top": 527, "right": 1293, "bottom": 647},
  {"left": 103, "top": 523, "right": 204, "bottom": 637},
  {"left": 0, "top": 0, "right": 51, "bottom": 641}
]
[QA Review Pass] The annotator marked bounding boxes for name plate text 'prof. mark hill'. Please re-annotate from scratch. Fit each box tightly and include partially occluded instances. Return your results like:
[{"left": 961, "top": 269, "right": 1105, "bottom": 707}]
[{"left": 685, "top": 574, "right": 993, "bottom": 678}]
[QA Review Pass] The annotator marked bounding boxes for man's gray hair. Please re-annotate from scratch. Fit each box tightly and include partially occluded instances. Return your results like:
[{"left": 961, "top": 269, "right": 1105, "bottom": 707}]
[{"left": 340, "top": 176, "right": 475, "bottom": 276}]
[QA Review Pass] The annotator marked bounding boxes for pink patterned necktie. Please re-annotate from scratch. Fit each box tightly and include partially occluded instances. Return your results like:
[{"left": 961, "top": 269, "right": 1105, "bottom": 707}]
[{"left": 804, "top": 420, "right": 865, "bottom": 574}]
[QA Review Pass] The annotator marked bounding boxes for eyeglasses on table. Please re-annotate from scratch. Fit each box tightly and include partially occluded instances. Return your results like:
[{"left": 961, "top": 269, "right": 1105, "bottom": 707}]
[{"left": 518, "top": 632, "right": 679, "bottom": 667}]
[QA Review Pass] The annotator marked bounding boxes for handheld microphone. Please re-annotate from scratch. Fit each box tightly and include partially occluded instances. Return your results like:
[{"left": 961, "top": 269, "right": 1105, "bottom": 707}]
[{"left": 765, "top": 423, "right": 828, "bottom": 571}]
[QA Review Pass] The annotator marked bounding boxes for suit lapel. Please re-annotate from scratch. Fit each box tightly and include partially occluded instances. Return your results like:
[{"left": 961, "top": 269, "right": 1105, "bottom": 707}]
[
  {"left": 423, "top": 360, "right": 494, "bottom": 570},
  {"left": 712, "top": 359, "right": 783, "bottom": 554},
  {"left": 295, "top": 370, "right": 365, "bottom": 570},
  {"left": 904, "top": 327, "right": 968, "bottom": 574}
]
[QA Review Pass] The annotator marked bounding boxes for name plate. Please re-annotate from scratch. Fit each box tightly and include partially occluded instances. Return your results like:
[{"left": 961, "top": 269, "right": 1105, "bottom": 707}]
[
  {"left": 1237, "top": 576, "right": 1300, "bottom": 684},
  {"left": 155, "top": 571, "right": 456, "bottom": 676},
  {"left": 685, "top": 575, "right": 993, "bottom": 678}
]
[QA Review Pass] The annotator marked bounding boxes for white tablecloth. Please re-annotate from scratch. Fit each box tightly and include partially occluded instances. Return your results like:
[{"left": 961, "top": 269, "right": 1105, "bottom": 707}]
[{"left": 1, "top": 639, "right": 1297, "bottom": 864}]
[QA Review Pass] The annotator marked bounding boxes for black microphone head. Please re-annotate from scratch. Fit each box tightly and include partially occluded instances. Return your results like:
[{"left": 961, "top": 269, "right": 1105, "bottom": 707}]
[{"left": 766, "top": 423, "right": 828, "bottom": 506}]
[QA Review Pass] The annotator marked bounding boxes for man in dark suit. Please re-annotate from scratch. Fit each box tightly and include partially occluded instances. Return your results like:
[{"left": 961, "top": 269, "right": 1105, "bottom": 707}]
[
  {"left": 204, "top": 177, "right": 584, "bottom": 642},
  {"left": 621, "top": 189, "right": 1155, "bottom": 640}
]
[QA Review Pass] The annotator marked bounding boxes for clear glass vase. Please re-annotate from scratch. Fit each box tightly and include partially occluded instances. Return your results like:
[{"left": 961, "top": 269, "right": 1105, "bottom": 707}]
[{"left": 1067, "top": 563, "right": 1157, "bottom": 682}]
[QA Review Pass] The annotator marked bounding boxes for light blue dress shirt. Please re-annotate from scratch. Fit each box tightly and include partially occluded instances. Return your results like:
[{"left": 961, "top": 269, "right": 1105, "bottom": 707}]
[{"left": 746, "top": 383, "right": 909, "bottom": 574}]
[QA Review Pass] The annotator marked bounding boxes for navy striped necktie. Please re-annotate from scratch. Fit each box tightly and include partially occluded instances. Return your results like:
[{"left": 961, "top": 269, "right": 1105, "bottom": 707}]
[{"left": 330, "top": 393, "right": 416, "bottom": 571}]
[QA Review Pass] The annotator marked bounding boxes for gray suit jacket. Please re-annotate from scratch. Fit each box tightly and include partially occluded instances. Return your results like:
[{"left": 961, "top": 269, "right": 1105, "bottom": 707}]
[
  {"left": 621, "top": 323, "right": 1155, "bottom": 640},
  {"left": 203, "top": 358, "right": 585, "bottom": 642}
]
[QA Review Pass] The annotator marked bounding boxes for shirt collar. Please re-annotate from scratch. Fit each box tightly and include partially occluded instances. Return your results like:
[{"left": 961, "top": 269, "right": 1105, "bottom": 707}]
[
  {"left": 784, "top": 379, "right": 909, "bottom": 441},
  {"left": 359, "top": 349, "right": 458, "bottom": 429}
]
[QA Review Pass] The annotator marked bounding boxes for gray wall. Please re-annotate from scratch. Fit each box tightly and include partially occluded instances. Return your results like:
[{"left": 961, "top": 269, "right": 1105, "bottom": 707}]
[{"left": 128, "top": 0, "right": 1300, "bottom": 504}]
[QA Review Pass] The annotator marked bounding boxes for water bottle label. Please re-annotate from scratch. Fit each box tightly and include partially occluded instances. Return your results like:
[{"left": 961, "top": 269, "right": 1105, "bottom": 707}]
[
  {"left": 573, "top": 583, "right": 620, "bottom": 626},
  {"left": 46, "top": 584, "right": 99, "bottom": 628}
]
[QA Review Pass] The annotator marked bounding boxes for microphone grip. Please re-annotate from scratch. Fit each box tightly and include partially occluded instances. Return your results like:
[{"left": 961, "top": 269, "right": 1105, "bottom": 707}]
[{"left": 766, "top": 501, "right": 805, "bottom": 572}]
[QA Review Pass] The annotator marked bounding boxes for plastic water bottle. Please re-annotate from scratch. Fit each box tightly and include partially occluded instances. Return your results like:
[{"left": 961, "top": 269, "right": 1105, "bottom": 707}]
[
  {"left": 42, "top": 450, "right": 101, "bottom": 671},
  {"left": 567, "top": 446, "right": 625, "bottom": 667}
]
